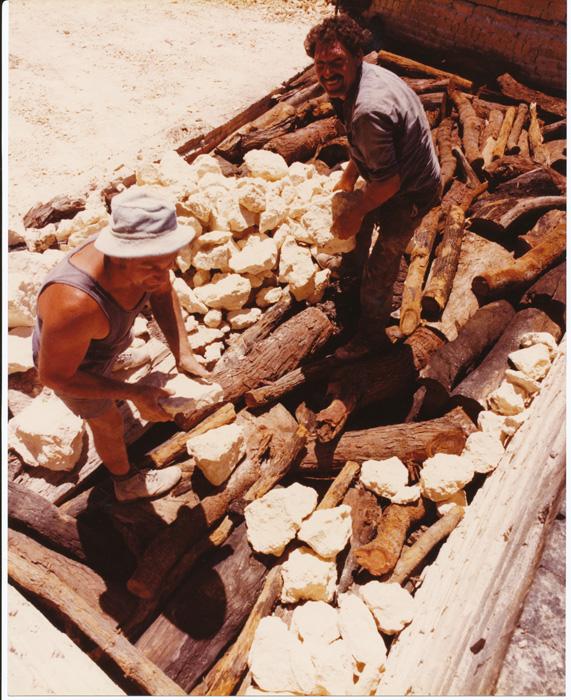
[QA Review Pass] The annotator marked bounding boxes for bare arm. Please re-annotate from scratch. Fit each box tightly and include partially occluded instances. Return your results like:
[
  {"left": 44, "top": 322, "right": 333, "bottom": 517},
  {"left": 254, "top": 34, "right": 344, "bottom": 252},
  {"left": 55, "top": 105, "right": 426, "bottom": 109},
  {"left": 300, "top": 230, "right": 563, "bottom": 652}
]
[{"left": 334, "top": 158, "right": 360, "bottom": 193}]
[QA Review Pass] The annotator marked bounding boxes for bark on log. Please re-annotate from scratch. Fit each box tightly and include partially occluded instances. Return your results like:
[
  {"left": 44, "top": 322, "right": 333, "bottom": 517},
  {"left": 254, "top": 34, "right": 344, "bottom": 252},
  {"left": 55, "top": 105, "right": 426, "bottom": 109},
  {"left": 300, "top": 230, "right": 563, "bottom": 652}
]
[
  {"left": 263, "top": 117, "right": 344, "bottom": 165},
  {"left": 436, "top": 117, "right": 456, "bottom": 191},
  {"left": 399, "top": 206, "right": 442, "bottom": 335},
  {"left": 354, "top": 499, "right": 426, "bottom": 577},
  {"left": 484, "top": 154, "right": 541, "bottom": 185},
  {"left": 469, "top": 195, "right": 566, "bottom": 238},
  {"left": 23, "top": 195, "right": 86, "bottom": 229},
  {"left": 449, "top": 88, "right": 483, "bottom": 170},
  {"left": 542, "top": 118, "right": 566, "bottom": 141},
  {"left": 529, "top": 102, "right": 549, "bottom": 165},
  {"left": 517, "top": 128, "right": 530, "bottom": 157},
  {"left": 314, "top": 136, "right": 349, "bottom": 168},
  {"left": 315, "top": 327, "right": 444, "bottom": 443},
  {"left": 491, "top": 106, "right": 516, "bottom": 161},
  {"left": 472, "top": 220, "right": 566, "bottom": 302},
  {"left": 506, "top": 103, "right": 528, "bottom": 154},
  {"left": 416, "top": 300, "right": 516, "bottom": 418},
  {"left": 519, "top": 261, "right": 566, "bottom": 325},
  {"left": 404, "top": 77, "right": 450, "bottom": 94},
  {"left": 377, "top": 50, "right": 473, "bottom": 91},
  {"left": 543, "top": 139, "right": 566, "bottom": 174},
  {"left": 298, "top": 407, "right": 475, "bottom": 473},
  {"left": 480, "top": 109, "right": 504, "bottom": 168},
  {"left": 515, "top": 209, "right": 566, "bottom": 255},
  {"left": 450, "top": 307, "right": 562, "bottom": 419},
  {"left": 496, "top": 73, "right": 566, "bottom": 119},
  {"left": 452, "top": 145, "right": 481, "bottom": 187}
]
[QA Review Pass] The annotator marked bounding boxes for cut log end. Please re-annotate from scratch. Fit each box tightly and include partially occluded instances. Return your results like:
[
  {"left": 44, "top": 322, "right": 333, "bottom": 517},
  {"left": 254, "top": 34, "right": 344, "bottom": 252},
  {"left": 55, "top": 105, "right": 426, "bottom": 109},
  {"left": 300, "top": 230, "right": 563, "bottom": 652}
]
[
  {"left": 421, "top": 294, "right": 445, "bottom": 321},
  {"left": 471, "top": 274, "right": 491, "bottom": 301}
]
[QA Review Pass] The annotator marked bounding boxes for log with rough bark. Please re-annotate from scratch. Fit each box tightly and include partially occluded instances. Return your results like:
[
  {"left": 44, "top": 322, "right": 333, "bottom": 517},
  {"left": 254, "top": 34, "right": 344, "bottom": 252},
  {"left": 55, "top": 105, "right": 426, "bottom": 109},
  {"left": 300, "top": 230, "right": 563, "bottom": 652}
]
[
  {"left": 189, "top": 460, "right": 361, "bottom": 696},
  {"left": 314, "top": 135, "right": 349, "bottom": 168},
  {"left": 377, "top": 50, "right": 473, "bottom": 92},
  {"left": 472, "top": 219, "right": 566, "bottom": 302},
  {"left": 263, "top": 116, "right": 344, "bottom": 165},
  {"left": 505, "top": 103, "right": 528, "bottom": 154},
  {"left": 314, "top": 327, "right": 444, "bottom": 443},
  {"left": 378, "top": 340, "right": 566, "bottom": 695},
  {"left": 23, "top": 195, "right": 86, "bottom": 229},
  {"left": 496, "top": 73, "right": 566, "bottom": 119},
  {"left": 515, "top": 209, "right": 566, "bottom": 255},
  {"left": 517, "top": 128, "right": 530, "bottom": 157},
  {"left": 469, "top": 195, "right": 566, "bottom": 239},
  {"left": 449, "top": 87, "right": 483, "bottom": 170},
  {"left": 528, "top": 102, "right": 549, "bottom": 165},
  {"left": 399, "top": 206, "right": 442, "bottom": 335},
  {"left": 354, "top": 499, "right": 427, "bottom": 577},
  {"left": 480, "top": 109, "right": 504, "bottom": 168},
  {"left": 298, "top": 407, "right": 476, "bottom": 473},
  {"left": 338, "top": 485, "right": 384, "bottom": 593},
  {"left": 484, "top": 154, "right": 542, "bottom": 185},
  {"left": 542, "top": 118, "right": 566, "bottom": 141},
  {"left": 436, "top": 117, "right": 456, "bottom": 191},
  {"left": 519, "top": 261, "right": 565, "bottom": 325},
  {"left": 543, "top": 138, "right": 566, "bottom": 174},
  {"left": 491, "top": 106, "right": 516, "bottom": 161},
  {"left": 450, "top": 307, "right": 562, "bottom": 419},
  {"left": 415, "top": 300, "right": 515, "bottom": 418}
]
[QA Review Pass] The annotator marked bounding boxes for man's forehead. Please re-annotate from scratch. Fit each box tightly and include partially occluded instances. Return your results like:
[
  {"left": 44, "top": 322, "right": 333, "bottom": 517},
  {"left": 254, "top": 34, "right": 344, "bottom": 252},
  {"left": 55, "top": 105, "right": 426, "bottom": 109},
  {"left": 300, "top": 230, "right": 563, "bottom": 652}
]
[{"left": 314, "top": 40, "right": 352, "bottom": 61}]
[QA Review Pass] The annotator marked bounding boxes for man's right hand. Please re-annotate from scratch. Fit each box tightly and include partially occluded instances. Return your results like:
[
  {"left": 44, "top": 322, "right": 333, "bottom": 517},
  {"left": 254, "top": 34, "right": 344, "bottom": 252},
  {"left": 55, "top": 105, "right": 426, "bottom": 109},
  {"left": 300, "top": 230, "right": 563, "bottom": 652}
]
[{"left": 131, "top": 384, "right": 174, "bottom": 423}]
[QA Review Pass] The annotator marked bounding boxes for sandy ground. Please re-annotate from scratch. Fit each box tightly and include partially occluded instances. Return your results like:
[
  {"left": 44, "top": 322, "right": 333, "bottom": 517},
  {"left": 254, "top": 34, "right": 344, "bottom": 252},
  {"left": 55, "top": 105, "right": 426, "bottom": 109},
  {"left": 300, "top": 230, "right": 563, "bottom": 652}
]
[{"left": 8, "top": 0, "right": 329, "bottom": 230}]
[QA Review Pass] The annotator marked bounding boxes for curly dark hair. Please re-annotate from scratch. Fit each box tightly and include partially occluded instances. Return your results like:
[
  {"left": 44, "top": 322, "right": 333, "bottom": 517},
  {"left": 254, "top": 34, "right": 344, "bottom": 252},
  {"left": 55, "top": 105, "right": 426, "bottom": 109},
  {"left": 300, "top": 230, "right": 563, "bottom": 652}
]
[{"left": 304, "top": 14, "right": 372, "bottom": 58}]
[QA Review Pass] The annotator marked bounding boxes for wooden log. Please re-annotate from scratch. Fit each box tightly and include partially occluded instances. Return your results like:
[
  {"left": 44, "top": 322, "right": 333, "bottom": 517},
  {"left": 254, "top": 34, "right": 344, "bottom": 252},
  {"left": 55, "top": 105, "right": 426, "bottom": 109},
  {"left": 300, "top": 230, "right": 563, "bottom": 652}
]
[
  {"left": 491, "top": 106, "right": 516, "bottom": 161},
  {"left": 543, "top": 138, "right": 566, "bottom": 174},
  {"left": 469, "top": 195, "right": 566, "bottom": 238},
  {"left": 529, "top": 102, "right": 549, "bottom": 165},
  {"left": 263, "top": 117, "right": 344, "bottom": 165},
  {"left": 314, "top": 327, "right": 444, "bottom": 443},
  {"left": 22, "top": 195, "right": 86, "bottom": 229},
  {"left": 314, "top": 135, "right": 350, "bottom": 168},
  {"left": 404, "top": 77, "right": 450, "bottom": 94},
  {"left": 338, "top": 485, "right": 384, "bottom": 593},
  {"left": 542, "top": 118, "right": 566, "bottom": 141},
  {"left": 378, "top": 340, "right": 566, "bottom": 695},
  {"left": 399, "top": 206, "right": 442, "bottom": 335},
  {"left": 517, "top": 128, "right": 530, "bottom": 157},
  {"left": 377, "top": 50, "right": 473, "bottom": 91},
  {"left": 519, "top": 261, "right": 565, "bottom": 325},
  {"left": 505, "top": 103, "right": 528, "bottom": 154},
  {"left": 416, "top": 300, "right": 515, "bottom": 418},
  {"left": 450, "top": 307, "right": 562, "bottom": 419},
  {"left": 354, "top": 499, "right": 426, "bottom": 577},
  {"left": 452, "top": 145, "right": 481, "bottom": 187},
  {"left": 298, "top": 407, "right": 475, "bottom": 473},
  {"left": 189, "top": 460, "right": 361, "bottom": 696},
  {"left": 436, "top": 117, "right": 456, "bottom": 191},
  {"left": 480, "top": 109, "right": 504, "bottom": 168},
  {"left": 484, "top": 154, "right": 541, "bottom": 184},
  {"left": 515, "top": 209, "right": 566, "bottom": 255},
  {"left": 496, "top": 73, "right": 566, "bottom": 119},
  {"left": 449, "top": 87, "right": 483, "bottom": 170},
  {"left": 472, "top": 220, "right": 566, "bottom": 302}
]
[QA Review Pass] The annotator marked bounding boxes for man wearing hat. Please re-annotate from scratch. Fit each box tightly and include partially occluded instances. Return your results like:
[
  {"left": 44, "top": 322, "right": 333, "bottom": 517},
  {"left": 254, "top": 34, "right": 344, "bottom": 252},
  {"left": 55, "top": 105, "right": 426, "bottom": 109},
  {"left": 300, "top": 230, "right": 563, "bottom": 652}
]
[{"left": 33, "top": 187, "right": 207, "bottom": 502}]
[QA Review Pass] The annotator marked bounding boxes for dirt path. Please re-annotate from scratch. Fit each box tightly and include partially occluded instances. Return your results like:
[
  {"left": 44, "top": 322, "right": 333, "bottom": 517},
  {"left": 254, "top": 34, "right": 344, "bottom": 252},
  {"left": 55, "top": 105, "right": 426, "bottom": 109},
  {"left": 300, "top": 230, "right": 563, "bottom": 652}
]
[{"left": 8, "top": 0, "right": 328, "bottom": 229}]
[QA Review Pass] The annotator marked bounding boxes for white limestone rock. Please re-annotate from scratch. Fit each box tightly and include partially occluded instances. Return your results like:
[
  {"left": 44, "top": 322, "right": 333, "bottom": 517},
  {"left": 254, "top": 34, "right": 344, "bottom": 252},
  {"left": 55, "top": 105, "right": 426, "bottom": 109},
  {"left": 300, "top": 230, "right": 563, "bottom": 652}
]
[
  {"left": 300, "top": 205, "right": 357, "bottom": 255},
  {"left": 436, "top": 489, "right": 468, "bottom": 517},
  {"left": 190, "top": 153, "right": 223, "bottom": 179},
  {"left": 462, "top": 431, "right": 504, "bottom": 474},
  {"left": 290, "top": 601, "right": 340, "bottom": 646},
  {"left": 519, "top": 331, "right": 558, "bottom": 359},
  {"left": 8, "top": 250, "right": 64, "bottom": 327},
  {"left": 353, "top": 661, "right": 383, "bottom": 696},
  {"left": 192, "top": 235, "right": 239, "bottom": 272},
  {"left": 187, "top": 326, "right": 225, "bottom": 351},
  {"left": 360, "top": 457, "right": 409, "bottom": 499},
  {"left": 195, "top": 273, "right": 251, "bottom": 311},
  {"left": 172, "top": 275, "right": 208, "bottom": 314},
  {"left": 278, "top": 236, "right": 316, "bottom": 301},
  {"left": 132, "top": 315, "right": 149, "bottom": 337},
  {"left": 505, "top": 368, "right": 541, "bottom": 395},
  {"left": 192, "top": 269, "right": 212, "bottom": 287},
  {"left": 186, "top": 422, "right": 245, "bottom": 486},
  {"left": 244, "top": 483, "right": 318, "bottom": 556},
  {"left": 157, "top": 150, "right": 196, "bottom": 192},
  {"left": 237, "top": 177, "right": 268, "bottom": 213},
  {"left": 280, "top": 546, "right": 337, "bottom": 604},
  {"left": 180, "top": 191, "right": 211, "bottom": 224},
  {"left": 145, "top": 370, "right": 224, "bottom": 417},
  {"left": 359, "top": 581, "right": 415, "bottom": 635},
  {"left": 259, "top": 196, "right": 287, "bottom": 234},
  {"left": 203, "top": 309, "right": 223, "bottom": 328},
  {"left": 203, "top": 341, "right": 225, "bottom": 365},
  {"left": 508, "top": 344, "right": 552, "bottom": 381},
  {"left": 244, "top": 150, "right": 289, "bottom": 182},
  {"left": 337, "top": 592, "right": 388, "bottom": 667},
  {"left": 288, "top": 161, "right": 315, "bottom": 185},
  {"left": 487, "top": 379, "right": 527, "bottom": 415},
  {"left": 306, "top": 638, "right": 355, "bottom": 696},
  {"left": 185, "top": 315, "right": 199, "bottom": 333},
  {"left": 227, "top": 307, "right": 262, "bottom": 330},
  {"left": 256, "top": 286, "right": 284, "bottom": 308},
  {"left": 307, "top": 268, "right": 331, "bottom": 304},
  {"left": 229, "top": 233, "right": 278, "bottom": 275},
  {"left": 296, "top": 505, "right": 352, "bottom": 559},
  {"left": 8, "top": 393, "right": 85, "bottom": 471},
  {"left": 477, "top": 410, "right": 516, "bottom": 444},
  {"left": 8, "top": 329, "right": 34, "bottom": 374},
  {"left": 391, "top": 484, "right": 421, "bottom": 504},
  {"left": 419, "top": 453, "right": 475, "bottom": 501}
]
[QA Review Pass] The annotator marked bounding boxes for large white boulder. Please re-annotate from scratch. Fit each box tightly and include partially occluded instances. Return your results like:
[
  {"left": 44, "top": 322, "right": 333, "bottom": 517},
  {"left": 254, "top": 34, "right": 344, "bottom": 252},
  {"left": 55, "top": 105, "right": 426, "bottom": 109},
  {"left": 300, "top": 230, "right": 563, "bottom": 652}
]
[
  {"left": 462, "top": 431, "right": 505, "bottom": 474},
  {"left": 227, "top": 307, "right": 262, "bottom": 330},
  {"left": 476, "top": 409, "right": 527, "bottom": 444},
  {"left": 280, "top": 546, "right": 337, "bottom": 604},
  {"left": 306, "top": 638, "right": 355, "bottom": 696},
  {"left": 519, "top": 331, "right": 558, "bottom": 359},
  {"left": 172, "top": 275, "right": 208, "bottom": 314},
  {"left": 419, "top": 453, "right": 475, "bottom": 501},
  {"left": 508, "top": 344, "right": 552, "bottom": 381},
  {"left": 290, "top": 601, "right": 340, "bottom": 646},
  {"left": 359, "top": 581, "right": 415, "bottom": 635},
  {"left": 244, "top": 150, "right": 289, "bottom": 182},
  {"left": 195, "top": 273, "right": 251, "bottom": 311},
  {"left": 237, "top": 177, "right": 268, "bottom": 213},
  {"left": 186, "top": 423, "right": 245, "bottom": 486},
  {"left": 337, "top": 592, "right": 387, "bottom": 667},
  {"left": 9, "top": 392, "right": 85, "bottom": 471},
  {"left": 487, "top": 379, "right": 527, "bottom": 415},
  {"left": 229, "top": 233, "right": 278, "bottom": 275},
  {"left": 278, "top": 236, "right": 316, "bottom": 302},
  {"left": 7, "top": 249, "right": 63, "bottom": 328},
  {"left": 504, "top": 368, "right": 541, "bottom": 395},
  {"left": 296, "top": 505, "right": 352, "bottom": 559},
  {"left": 360, "top": 457, "right": 409, "bottom": 499}
]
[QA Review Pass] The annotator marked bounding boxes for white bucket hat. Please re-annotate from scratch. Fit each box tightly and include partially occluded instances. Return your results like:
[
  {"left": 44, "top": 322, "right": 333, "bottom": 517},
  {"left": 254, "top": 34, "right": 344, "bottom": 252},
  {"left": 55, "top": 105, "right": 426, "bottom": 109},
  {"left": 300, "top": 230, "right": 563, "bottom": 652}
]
[{"left": 94, "top": 186, "right": 195, "bottom": 258}]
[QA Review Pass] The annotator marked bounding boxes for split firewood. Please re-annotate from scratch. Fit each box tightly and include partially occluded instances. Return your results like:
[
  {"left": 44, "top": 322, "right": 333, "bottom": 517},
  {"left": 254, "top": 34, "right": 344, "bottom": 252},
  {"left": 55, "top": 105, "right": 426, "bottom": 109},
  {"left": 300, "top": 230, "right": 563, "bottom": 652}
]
[
  {"left": 449, "top": 87, "right": 483, "bottom": 170},
  {"left": 22, "top": 195, "right": 86, "bottom": 229},
  {"left": 414, "top": 300, "right": 515, "bottom": 418},
  {"left": 189, "top": 460, "right": 360, "bottom": 696},
  {"left": 472, "top": 219, "right": 566, "bottom": 302},
  {"left": 450, "top": 307, "right": 562, "bottom": 419},
  {"left": 437, "top": 117, "right": 457, "bottom": 191},
  {"left": 496, "top": 73, "right": 566, "bottom": 119},
  {"left": 452, "top": 145, "right": 481, "bottom": 187},
  {"left": 480, "top": 109, "right": 504, "bottom": 168},
  {"left": 517, "top": 129, "right": 530, "bottom": 157},
  {"left": 298, "top": 406, "right": 476, "bottom": 473},
  {"left": 529, "top": 103, "right": 549, "bottom": 165},
  {"left": 378, "top": 50, "right": 473, "bottom": 91},
  {"left": 399, "top": 206, "right": 442, "bottom": 335},
  {"left": 315, "top": 327, "right": 444, "bottom": 443},
  {"left": 491, "top": 106, "right": 516, "bottom": 160},
  {"left": 354, "top": 499, "right": 426, "bottom": 577},
  {"left": 421, "top": 183, "right": 487, "bottom": 321},
  {"left": 506, "top": 103, "right": 528, "bottom": 154},
  {"left": 519, "top": 261, "right": 565, "bottom": 325},
  {"left": 263, "top": 116, "right": 344, "bottom": 165},
  {"left": 542, "top": 118, "right": 566, "bottom": 141},
  {"left": 515, "top": 209, "right": 566, "bottom": 255},
  {"left": 390, "top": 506, "right": 465, "bottom": 584},
  {"left": 338, "top": 485, "right": 384, "bottom": 593}
]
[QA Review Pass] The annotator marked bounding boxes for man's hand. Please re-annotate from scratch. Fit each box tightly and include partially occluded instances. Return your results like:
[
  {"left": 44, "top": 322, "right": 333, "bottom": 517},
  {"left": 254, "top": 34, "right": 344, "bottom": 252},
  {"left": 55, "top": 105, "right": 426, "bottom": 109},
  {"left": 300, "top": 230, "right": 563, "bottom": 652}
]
[
  {"left": 177, "top": 354, "right": 210, "bottom": 378},
  {"left": 131, "top": 384, "right": 174, "bottom": 423},
  {"left": 333, "top": 158, "right": 359, "bottom": 193}
]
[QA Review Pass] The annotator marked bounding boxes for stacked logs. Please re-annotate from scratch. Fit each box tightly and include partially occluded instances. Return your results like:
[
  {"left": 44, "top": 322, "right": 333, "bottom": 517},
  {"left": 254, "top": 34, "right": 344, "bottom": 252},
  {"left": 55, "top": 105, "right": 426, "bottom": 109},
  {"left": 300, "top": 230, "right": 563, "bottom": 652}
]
[{"left": 9, "top": 45, "right": 566, "bottom": 696}]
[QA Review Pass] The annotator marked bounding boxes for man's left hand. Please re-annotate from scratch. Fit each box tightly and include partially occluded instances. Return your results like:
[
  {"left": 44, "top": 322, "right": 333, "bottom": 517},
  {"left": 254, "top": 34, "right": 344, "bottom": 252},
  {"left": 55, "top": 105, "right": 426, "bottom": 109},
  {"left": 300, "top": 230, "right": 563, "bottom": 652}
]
[
  {"left": 178, "top": 354, "right": 210, "bottom": 378},
  {"left": 332, "top": 204, "right": 364, "bottom": 240}
]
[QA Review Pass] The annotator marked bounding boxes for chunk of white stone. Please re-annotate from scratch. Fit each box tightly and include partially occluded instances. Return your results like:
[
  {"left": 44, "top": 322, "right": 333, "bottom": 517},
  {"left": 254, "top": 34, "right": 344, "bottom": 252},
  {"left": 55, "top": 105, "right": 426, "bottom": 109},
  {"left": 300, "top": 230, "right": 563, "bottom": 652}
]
[
  {"left": 227, "top": 307, "right": 262, "bottom": 330},
  {"left": 244, "top": 484, "right": 318, "bottom": 556},
  {"left": 132, "top": 315, "right": 149, "bottom": 337},
  {"left": 8, "top": 329, "right": 34, "bottom": 374},
  {"left": 337, "top": 592, "right": 388, "bottom": 667},
  {"left": 462, "top": 431, "right": 504, "bottom": 474},
  {"left": 190, "top": 153, "right": 223, "bottom": 179},
  {"left": 187, "top": 326, "right": 225, "bottom": 351},
  {"left": 9, "top": 250, "right": 64, "bottom": 327},
  {"left": 391, "top": 484, "right": 421, "bottom": 504},
  {"left": 244, "top": 150, "right": 289, "bottom": 182},
  {"left": 237, "top": 177, "right": 268, "bottom": 213},
  {"left": 519, "top": 331, "right": 558, "bottom": 359},
  {"left": 248, "top": 616, "right": 316, "bottom": 695},
  {"left": 180, "top": 191, "right": 211, "bottom": 223},
  {"left": 145, "top": 370, "right": 224, "bottom": 417},
  {"left": 172, "top": 275, "right": 208, "bottom": 314},
  {"left": 307, "top": 268, "right": 331, "bottom": 304},
  {"left": 301, "top": 205, "right": 357, "bottom": 255},
  {"left": 203, "top": 309, "right": 223, "bottom": 328},
  {"left": 505, "top": 368, "right": 541, "bottom": 395},
  {"left": 280, "top": 547, "right": 337, "bottom": 604},
  {"left": 192, "top": 269, "right": 211, "bottom": 287},
  {"left": 259, "top": 196, "right": 287, "bottom": 234},
  {"left": 487, "top": 379, "right": 527, "bottom": 415},
  {"left": 195, "top": 273, "right": 251, "bottom": 311},
  {"left": 185, "top": 315, "right": 199, "bottom": 333},
  {"left": 9, "top": 393, "right": 85, "bottom": 471},
  {"left": 420, "top": 453, "right": 475, "bottom": 501},
  {"left": 508, "top": 344, "right": 551, "bottom": 381},
  {"left": 296, "top": 505, "right": 352, "bottom": 559},
  {"left": 436, "top": 489, "right": 468, "bottom": 517},
  {"left": 353, "top": 661, "right": 383, "bottom": 696},
  {"left": 359, "top": 581, "right": 415, "bottom": 635},
  {"left": 290, "top": 601, "right": 340, "bottom": 646},
  {"left": 306, "top": 638, "right": 355, "bottom": 696},
  {"left": 193, "top": 238, "right": 239, "bottom": 272},
  {"left": 157, "top": 150, "right": 196, "bottom": 191},
  {"left": 203, "top": 341, "right": 225, "bottom": 365},
  {"left": 210, "top": 192, "right": 252, "bottom": 233},
  {"left": 186, "top": 423, "right": 245, "bottom": 486},
  {"left": 256, "top": 286, "right": 284, "bottom": 308},
  {"left": 278, "top": 237, "right": 316, "bottom": 301},
  {"left": 477, "top": 410, "right": 513, "bottom": 444},
  {"left": 360, "top": 457, "right": 409, "bottom": 499},
  {"left": 229, "top": 233, "right": 278, "bottom": 275},
  {"left": 248, "top": 273, "right": 265, "bottom": 288},
  {"left": 288, "top": 161, "right": 314, "bottom": 185}
]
